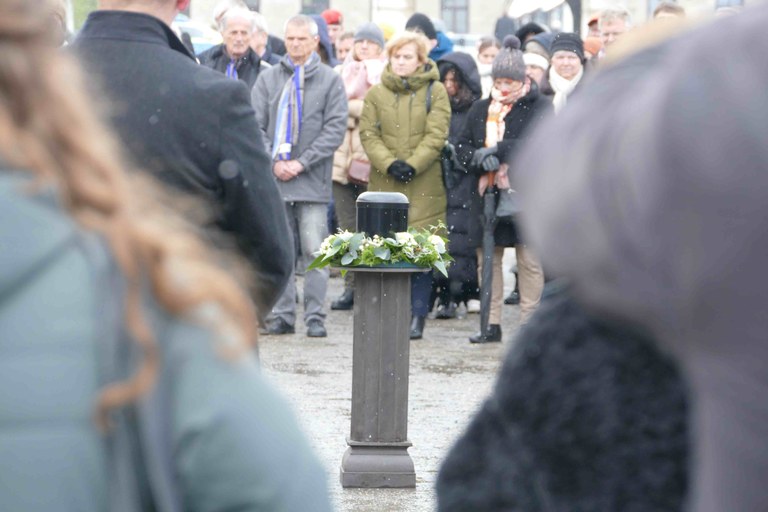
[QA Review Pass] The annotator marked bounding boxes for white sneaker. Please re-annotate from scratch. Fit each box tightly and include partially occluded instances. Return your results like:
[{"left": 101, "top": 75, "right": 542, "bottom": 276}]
[{"left": 466, "top": 299, "right": 481, "bottom": 313}]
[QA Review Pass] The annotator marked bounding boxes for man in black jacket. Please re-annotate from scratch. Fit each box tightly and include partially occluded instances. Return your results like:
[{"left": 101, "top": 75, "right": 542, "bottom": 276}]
[
  {"left": 75, "top": 0, "right": 292, "bottom": 319},
  {"left": 199, "top": 7, "right": 265, "bottom": 90}
]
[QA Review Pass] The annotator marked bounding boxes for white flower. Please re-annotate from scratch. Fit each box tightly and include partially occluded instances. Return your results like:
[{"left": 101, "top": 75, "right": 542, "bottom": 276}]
[
  {"left": 395, "top": 232, "right": 416, "bottom": 246},
  {"left": 338, "top": 230, "right": 354, "bottom": 242},
  {"left": 428, "top": 235, "right": 446, "bottom": 254}
]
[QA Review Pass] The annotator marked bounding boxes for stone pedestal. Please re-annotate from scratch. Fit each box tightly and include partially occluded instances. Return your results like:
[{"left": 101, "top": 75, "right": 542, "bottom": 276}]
[{"left": 339, "top": 267, "right": 422, "bottom": 488}]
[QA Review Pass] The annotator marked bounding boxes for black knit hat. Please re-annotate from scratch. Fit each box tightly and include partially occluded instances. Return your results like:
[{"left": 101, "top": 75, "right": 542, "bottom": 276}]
[
  {"left": 550, "top": 32, "right": 585, "bottom": 61},
  {"left": 405, "top": 13, "right": 437, "bottom": 40},
  {"left": 492, "top": 35, "right": 526, "bottom": 81}
]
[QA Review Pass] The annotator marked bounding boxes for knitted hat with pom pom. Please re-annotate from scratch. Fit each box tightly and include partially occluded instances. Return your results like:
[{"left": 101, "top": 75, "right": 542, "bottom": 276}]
[{"left": 492, "top": 35, "right": 526, "bottom": 81}]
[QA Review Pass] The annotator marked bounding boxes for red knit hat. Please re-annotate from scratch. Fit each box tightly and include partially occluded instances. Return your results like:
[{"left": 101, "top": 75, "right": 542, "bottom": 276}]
[{"left": 321, "top": 9, "right": 343, "bottom": 26}]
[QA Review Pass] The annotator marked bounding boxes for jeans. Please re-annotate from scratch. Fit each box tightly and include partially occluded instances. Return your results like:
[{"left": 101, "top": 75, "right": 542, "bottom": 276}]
[{"left": 269, "top": 201, "right": 329, "bottom": 326}]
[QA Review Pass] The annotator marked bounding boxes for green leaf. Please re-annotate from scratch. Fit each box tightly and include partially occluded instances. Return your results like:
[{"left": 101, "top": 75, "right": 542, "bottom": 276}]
[
  {"left": 341, "top": 252, "right": 355, "bottom": 265},
  {"left": 350, "top": 232, "right": 365, "bottom": 253},
  {"left": 434, "top": 259, "right": 448, "bottom": 278},
  {"left": 307, "top": 254, "right": 329, "bottom": 271},
  {"left": 374, "top": 247, "right": 391, "bottom": 261}
]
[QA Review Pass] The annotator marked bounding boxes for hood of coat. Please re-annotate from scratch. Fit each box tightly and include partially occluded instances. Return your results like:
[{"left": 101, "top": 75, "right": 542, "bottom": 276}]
[
  {"left": 309, "top": 14, "right": 339, "bottom": 67},
  {"left": 429, "top": 32, "right": 455, "bottom": 61},
  {"left": 381, "top": 60, "right": 441, "bottom": 94},
  {"left": 437, "top": 51, "right": 482, "bottom": 111},
  {"left": 0, "top": 173, "right": 79, "bottom": 298}
]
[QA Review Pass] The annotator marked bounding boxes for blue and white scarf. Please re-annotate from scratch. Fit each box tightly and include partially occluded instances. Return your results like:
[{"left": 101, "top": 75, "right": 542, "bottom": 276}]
[{"left": 272, "top": 55, "right": 312, "bottom": 161}]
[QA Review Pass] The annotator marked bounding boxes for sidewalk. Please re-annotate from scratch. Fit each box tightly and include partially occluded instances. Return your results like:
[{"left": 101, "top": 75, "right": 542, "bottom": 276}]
[{"left": 259, "top": 253, "right": 521, "bottom": 511}]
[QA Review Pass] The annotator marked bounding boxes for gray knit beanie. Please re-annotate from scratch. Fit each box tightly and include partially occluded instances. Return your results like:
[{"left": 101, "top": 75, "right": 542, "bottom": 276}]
[
  {"left": 354, "top": 22, "right": 385, "bottom": 49},
  {"left": 492, "top": 35, "right": 526, "bottom": 81}
]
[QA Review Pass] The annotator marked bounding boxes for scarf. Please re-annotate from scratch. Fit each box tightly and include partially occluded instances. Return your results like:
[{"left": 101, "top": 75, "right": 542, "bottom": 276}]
[
  {"left": 273, "top": 56, "right": 310, "bottom": 161},
  {"left": 549, "top": 66, "right": 583, "bottom": 114},
  {"left": 485, "top": 82, "right": 529, "bottom": 147},
  {"left": 225, "top": 58, "right": 238, "bottom": 80},
  {"left": 341, "top": 56, "right": 386, "bottom": 100}
]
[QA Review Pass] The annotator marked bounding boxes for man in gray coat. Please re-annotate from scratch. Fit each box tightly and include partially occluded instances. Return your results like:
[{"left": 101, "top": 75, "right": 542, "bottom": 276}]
[{"left": 252, "top": 14, "right": 347, "bottom": 337}]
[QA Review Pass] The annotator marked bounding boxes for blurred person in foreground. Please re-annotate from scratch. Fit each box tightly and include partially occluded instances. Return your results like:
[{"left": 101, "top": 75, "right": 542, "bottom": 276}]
[
  {"left": 456, "top": 36, "right": 551, "bottom": 342},
  {"left": 436, "top": 284, "right": 689, "bottom": 510},
  {"left": 0, "top": 0, "right": 331, "bottom": 510},
  {"left": 359, "top": 31, "right": 450, "bottom": 340},
  {"left": 329, "top": 22, "right": 387, "bottom": 311},
  {"left": 199, "top": 7, "right": 267, "bottom": 89},
  {"left": 75, "top": 0, "right": 292, "bottom": 321},
  {"left": 252, "top": 15, "right": 347, "bottom": 337},
  {"left": 516, "top": 6, "right": 768, "bottom": 511}
]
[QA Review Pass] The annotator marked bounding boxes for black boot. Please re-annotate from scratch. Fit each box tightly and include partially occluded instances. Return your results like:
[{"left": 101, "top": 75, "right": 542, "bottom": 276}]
[
  {"left": 469, "top": 324, "right": 502, "bottom": 343},
  {"left": 331, "top": 289, "right": 354, "bottom": 310},
  {"left": 410, "top": 315, "right": 426, "bottom": 339},
  {"left": 435, "top": 302, "right": 457, "bottom": 319}
]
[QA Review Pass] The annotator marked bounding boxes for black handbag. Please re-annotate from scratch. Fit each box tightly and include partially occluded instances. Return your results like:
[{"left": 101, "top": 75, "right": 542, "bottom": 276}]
[{"left": 496, "top": 188, "right": 521, "bottom": 221}]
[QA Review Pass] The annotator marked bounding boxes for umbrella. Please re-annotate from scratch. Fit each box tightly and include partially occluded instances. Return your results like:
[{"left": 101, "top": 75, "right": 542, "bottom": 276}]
[{"left": 479, "top": 172, "right": 497, "bottom": 336}]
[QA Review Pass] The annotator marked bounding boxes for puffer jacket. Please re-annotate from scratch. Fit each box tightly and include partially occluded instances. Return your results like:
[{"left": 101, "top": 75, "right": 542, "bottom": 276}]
[
  {"left": 0, "top": 173, "right": 331, "bottom": 511},
  {"left": 359, "top": 61, "right": 451, "bottom": 229},
  {"left": 332, "top": 98, "right": 368, "bottom": 185}
]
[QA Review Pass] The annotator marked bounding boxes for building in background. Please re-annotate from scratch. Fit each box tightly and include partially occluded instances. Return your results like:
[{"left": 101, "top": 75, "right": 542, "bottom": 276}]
[{"left": 69, "top": 0, "right": 749, "bottom": 51}]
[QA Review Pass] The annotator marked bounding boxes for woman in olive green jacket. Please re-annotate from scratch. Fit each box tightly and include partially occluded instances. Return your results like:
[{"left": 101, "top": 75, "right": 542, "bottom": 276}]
[{"left": 359, "top": 30, "right": 451, "bottom": 339}]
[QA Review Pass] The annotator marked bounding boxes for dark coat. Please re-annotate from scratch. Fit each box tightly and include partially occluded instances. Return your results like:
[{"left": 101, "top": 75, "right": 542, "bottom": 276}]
[
  {"left": 74, "top": 11, "right": 292, "bottom": 318},
  {"left": 198, "top": 44, "right": 264, "bottom": 90},
  {"left": 437, "top": 285, "right": 689, "bottom": 511},
  {"left": 455, "top": 84, "right": 551, "bottom": 247},
  {"left": 436, "top": 52, "right": 483, "bottom": 287}
]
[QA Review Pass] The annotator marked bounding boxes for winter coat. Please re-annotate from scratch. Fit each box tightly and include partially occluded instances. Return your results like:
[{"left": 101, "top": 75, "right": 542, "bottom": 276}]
[
  {"left": 332, "top": 57, "right": 386, "bottom": 186},
  {"left": 455, "top": 83, "right": 552, "bottom": 247},
  {"left": 429, "top": 32, "right": 455, "bottom": 62},
  {"left": 198, "top": 44, "right": 265, "bottom": 90},
  {"left": 360, "top": 61, "right": 451, "bottom": 229},
  {"left": 516, "top": 6, "right": 768, "bottom": 510},
  {"left": 251, "top": 52, "right": 348, "bottom": 203},
  {"left": 332, "top": 99, "right": 367, "bottom": 185},
  {"left": 437, "top": 285, "right": 688, "bottom": 511},
  {"left": 0, "top": 173, "right": 331, "bottom": 512},
  {"left": 74, "top": 11, "right": 292, "bottom": 319},
  {"left": 436, "top": 52, "right": 483, "bottom": 284}
]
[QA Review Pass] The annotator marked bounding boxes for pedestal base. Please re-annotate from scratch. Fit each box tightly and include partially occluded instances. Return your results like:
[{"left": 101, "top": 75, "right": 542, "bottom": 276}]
[{"left": 339, "top": 442, "right": 416, "bottom": 488}]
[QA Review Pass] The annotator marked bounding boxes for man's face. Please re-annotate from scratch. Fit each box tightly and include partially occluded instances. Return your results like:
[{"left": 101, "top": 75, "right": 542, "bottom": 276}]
[
  {"left": 551, "top": 50, "right": 582, "bottom": 80},
  {"left": 353, "top": 39, "right": 381, "bottom": 61},
  {"left": 327, "top": 24, "right": 343, "bottom": 44},
  {"left": 336, "top": 37, "right": 353, "bottom": 61},
  {"left": 223, "top": 17, "right": 251, "bottom": 59},
  {"left": 588, "top": 23, "right": 601, "bottom": 38},
  {"left": 600, "top": 18, "right": 628, "bottom": 47},
  {"left": 285, "top": 23, "right": 318, "bottom": 64}
]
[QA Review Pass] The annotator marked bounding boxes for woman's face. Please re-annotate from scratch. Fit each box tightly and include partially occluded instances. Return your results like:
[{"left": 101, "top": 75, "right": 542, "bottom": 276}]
[
  {"left": 551, "top": 50, "right": 583, "bottom": 80},
  {"left": 390, "top": 42, "right": 422, "bottom": 77},
  {"left": 526, "top": 65, "right": 546, "bottom": 86},
  {"left": 493, "top": 77, "right": 525, "bottom": 98},
  {"left": 477, "top": 45, "right": 499, "bottom": 65},
  {"left": 354, "top": 39, "right": 383, "bottom": 61},
  {"left": 443, "top": 69, "right": 459, "bottom": 97}
]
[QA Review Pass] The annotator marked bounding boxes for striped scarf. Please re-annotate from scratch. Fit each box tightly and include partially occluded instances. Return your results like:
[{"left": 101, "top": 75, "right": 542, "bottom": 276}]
[{"left": 272, "top": 56, "right": 310, "bottom": 161}]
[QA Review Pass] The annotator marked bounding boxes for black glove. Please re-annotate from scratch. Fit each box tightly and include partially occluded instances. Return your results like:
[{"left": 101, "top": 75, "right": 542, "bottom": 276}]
[
  {"left": 481, "top": 155, "right": 500, "bottom": 172},
  {"left": 387, "top": 160, "right": 416, "bottom": 183},
  {"left": 470, "top": 146, "right": 498, "bottom": 170}
]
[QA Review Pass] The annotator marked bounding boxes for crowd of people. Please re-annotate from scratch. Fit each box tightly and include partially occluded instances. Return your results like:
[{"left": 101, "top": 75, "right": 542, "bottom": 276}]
[
  {"left": 6, "top": 0, "right": 767, "bottom": 510},
  {"left": 180, "top": 0, "right": 661, "bottom": 343}
]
